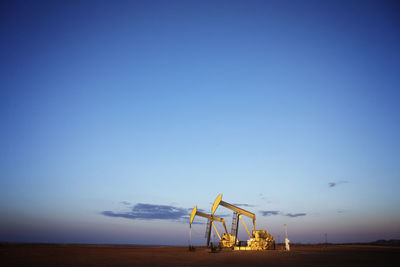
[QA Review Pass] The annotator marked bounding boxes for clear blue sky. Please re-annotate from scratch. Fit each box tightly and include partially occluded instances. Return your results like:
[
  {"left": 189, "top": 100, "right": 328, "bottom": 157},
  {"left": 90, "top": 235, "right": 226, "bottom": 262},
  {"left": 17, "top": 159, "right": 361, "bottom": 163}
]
[{"left": 1, "top": 0, "right": 399, "bottom": 245}]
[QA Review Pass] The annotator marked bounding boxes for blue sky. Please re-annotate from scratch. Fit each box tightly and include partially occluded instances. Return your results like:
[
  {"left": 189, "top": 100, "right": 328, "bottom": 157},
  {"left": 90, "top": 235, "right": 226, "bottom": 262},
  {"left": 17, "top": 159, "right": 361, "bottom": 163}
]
[{"left": 1, "top": 0, "right": 399, "bottom": 245}]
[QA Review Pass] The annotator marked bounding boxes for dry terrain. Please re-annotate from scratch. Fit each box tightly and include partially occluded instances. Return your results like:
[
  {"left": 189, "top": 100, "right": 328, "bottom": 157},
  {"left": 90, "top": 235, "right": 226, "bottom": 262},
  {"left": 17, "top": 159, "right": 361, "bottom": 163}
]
[{"left": 1, "top": 243, "right": 399, "bottom": 266}]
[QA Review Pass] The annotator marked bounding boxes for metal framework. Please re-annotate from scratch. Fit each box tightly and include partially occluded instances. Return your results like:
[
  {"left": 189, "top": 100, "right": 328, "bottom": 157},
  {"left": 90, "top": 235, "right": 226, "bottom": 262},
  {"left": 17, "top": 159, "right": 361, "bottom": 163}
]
[
  {"left": 190, "top": 206, "right": 228, "bottom": 247},
  {"left": 190, "top": 193, "right": 275, "bottom": 250}
]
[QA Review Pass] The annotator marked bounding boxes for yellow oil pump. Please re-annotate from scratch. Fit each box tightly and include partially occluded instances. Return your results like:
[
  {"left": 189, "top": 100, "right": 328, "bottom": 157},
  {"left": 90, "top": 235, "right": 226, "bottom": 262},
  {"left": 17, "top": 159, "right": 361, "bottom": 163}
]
[
  {"left": 211, "top": 193, "right": 275, "bottom": 250},
  {"left": 190, "top": 206, "right": 236, "bottom": 248}
]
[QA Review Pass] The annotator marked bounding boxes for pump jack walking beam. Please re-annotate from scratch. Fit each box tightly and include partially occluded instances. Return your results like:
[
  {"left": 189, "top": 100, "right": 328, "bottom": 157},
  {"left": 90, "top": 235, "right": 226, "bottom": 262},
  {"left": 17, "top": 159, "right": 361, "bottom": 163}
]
[
  {"left": 190, "top": 206, "right": 228, "bottom": 247},
  {"left": 212, "top": 194, "right": 256, "bottom": 229},
  {"left": 195, "top": 211, "right": 229, "bottom": 234},
  {"left": 211, "top": 193, "right": 256, "bottom": 242}
]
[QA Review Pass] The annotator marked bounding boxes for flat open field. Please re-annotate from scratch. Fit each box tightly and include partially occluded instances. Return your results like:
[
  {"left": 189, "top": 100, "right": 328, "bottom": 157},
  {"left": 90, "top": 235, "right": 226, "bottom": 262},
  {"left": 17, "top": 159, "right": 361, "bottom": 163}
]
[{"left": 1, "top": 243, "right": 399, "bottom": 266}]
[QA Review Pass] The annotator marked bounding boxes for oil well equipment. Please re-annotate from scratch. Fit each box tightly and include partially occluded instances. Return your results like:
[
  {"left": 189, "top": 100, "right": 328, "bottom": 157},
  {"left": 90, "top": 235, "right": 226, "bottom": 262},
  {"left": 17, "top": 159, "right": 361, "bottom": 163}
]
[
  {"left": 189, "top": 206, "right": 236, "bottom": 248},
  {"left": 190, "top": 193, "right": 275, "bottom": 251}
]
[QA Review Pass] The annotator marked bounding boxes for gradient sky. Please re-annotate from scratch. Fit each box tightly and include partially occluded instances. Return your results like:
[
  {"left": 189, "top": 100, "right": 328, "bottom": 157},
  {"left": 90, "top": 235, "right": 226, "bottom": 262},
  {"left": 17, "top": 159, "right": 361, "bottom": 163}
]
[{"left": 1, "top": 0, "right": 399, "bottom": 245}]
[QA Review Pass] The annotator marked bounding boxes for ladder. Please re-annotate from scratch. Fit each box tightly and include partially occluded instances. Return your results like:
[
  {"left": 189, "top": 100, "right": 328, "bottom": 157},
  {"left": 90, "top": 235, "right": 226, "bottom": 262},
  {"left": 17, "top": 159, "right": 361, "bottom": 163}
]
[{"left": 231, "top": 212, "right": 239, "bottom": 238}]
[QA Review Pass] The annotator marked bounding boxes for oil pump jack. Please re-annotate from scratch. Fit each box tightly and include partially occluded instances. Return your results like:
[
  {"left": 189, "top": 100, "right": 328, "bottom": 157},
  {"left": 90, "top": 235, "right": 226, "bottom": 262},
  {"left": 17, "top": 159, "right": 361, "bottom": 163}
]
[
  {"left": 211, "top": 193, "right": 275, "bottom": 250},
  {"left": 189, "top": 206, "right": 236, "bottom": 248}
]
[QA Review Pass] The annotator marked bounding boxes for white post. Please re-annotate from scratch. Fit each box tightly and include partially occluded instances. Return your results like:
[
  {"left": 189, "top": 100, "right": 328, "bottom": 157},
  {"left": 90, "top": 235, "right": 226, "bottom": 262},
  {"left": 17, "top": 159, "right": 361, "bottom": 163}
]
[{"left": 284, "top": 224, "right": 290, "bottom": 251}]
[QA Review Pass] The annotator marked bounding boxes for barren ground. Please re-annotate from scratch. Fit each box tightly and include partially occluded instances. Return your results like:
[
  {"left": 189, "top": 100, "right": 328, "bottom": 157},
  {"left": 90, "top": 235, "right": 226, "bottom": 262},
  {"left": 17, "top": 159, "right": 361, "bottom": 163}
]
[{"left": 1, "top": 243, "right": 399, "bottom": 266}]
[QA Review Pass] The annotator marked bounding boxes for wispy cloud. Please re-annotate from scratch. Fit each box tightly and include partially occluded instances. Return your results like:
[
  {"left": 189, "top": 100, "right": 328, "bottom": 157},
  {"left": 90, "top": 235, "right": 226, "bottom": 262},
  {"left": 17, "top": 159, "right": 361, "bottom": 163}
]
[
  {"left": 285, "top": 213, "right": 306, "bottom": 218},
  {"left": 102, "top": 203, "right": 187, "bottom": 221},
  {"left": 233, "top": 203, "right": 256, "bottom": 208},
  {"left": 120, "top": 201, "right": 131, "bottom": 205},
  {"left": 259, "top": 210, "right": 306, "bottom": 218},
  {"left": 260, "top": 210, "right": 280, "bottom": 216},
  {"left": 328, "top": 181, "right": 348, "bottom": 188}
]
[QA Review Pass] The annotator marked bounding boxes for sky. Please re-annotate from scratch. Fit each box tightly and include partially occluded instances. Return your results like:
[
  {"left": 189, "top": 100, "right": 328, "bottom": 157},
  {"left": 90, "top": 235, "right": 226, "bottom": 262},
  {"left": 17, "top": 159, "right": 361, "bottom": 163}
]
[{"left": 0, "top": 0, "right": 399, "bottom": 245}]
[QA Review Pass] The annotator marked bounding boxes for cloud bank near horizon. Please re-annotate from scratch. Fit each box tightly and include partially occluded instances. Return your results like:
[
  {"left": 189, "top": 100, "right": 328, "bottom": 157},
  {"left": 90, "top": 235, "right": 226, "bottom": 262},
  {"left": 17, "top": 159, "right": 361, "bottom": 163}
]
[{"left": 102, "top": 203, "right": 188, "bottom": 221}]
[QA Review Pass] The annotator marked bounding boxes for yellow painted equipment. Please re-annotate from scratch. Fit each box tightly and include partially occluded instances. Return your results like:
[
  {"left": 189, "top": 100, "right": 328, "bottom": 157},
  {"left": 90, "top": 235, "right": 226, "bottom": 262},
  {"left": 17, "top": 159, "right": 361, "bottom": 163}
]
[
  {"left": 211, "top": 193, "right": 275, "bottom": 250},
  {"left": 190, "top": 194, "right": 275, "bottom": 250},
  {"left": 220, "top": 232, "right": 237, "bottom": 248},
  {"left": 247, "top": 230, "right": 275, "bottom": 250},
  {"left": 190, "top": 206, "right": 236, "bottom": 248}
]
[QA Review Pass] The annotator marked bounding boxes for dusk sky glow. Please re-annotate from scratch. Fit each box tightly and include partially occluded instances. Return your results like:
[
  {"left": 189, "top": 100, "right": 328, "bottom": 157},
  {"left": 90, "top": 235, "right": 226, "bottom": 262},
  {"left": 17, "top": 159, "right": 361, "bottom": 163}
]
[{"left": 1, "top": 0, "right": 400, "bottom": 245}]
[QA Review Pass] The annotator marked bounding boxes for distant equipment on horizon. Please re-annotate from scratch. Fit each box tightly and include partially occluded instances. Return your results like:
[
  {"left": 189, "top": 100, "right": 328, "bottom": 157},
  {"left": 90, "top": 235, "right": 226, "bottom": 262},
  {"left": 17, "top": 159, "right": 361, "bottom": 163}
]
[{"left": 189, "top": 193, "right": 275, "bottom": 251}]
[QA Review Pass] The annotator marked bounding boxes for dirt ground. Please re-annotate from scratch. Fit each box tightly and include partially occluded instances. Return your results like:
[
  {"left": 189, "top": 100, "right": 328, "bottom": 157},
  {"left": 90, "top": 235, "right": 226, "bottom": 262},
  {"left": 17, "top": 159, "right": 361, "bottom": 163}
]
[{"left": 1, "top": 243, "right": 399, "bottom": 266}]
